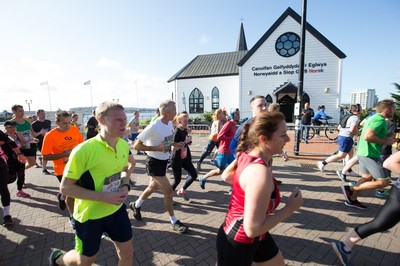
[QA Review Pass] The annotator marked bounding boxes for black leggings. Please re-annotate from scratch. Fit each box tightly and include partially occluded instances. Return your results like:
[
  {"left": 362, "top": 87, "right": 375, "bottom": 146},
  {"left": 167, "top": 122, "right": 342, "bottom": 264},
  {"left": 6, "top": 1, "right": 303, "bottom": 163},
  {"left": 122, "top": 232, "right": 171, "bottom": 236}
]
[
  {"left": 171, "top": 157, "right": 197, "bottom": 191},
  {"left": 8, "top": 160, "right": 25, "bottom": 190},
  {"left": 355, "top": 185, "right": 400, "bottom": 239},
  {"left": 0, "top": 160, "right": 11, "bottom": 207},
  {"left": 198, "top": 140, "right": 219, "bottom": 164}
]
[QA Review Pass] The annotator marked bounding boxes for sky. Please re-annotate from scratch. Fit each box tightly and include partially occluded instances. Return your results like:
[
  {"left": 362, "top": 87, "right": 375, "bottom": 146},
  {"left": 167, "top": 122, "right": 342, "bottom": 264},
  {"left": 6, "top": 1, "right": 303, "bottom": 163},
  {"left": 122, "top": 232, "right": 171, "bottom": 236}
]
[{"left": 0, "top": 0, "right": 399, "bottom": 112}]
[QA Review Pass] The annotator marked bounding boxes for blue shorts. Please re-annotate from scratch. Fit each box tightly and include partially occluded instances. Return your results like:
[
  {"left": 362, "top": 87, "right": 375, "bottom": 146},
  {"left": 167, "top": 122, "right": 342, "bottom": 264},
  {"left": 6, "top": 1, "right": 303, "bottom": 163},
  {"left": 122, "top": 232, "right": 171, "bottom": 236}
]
[
  {"left": 74, "top": 204, "right": 132, "bottom": 257},
  {"left": 214, "top": 153, "right": 235, "bottom": 171},
  {"left": 337, "top": 136, "right": 354, "bottom": 153},
  {"left": 128, "top": 132, "right": 140, "bottom": 141}
]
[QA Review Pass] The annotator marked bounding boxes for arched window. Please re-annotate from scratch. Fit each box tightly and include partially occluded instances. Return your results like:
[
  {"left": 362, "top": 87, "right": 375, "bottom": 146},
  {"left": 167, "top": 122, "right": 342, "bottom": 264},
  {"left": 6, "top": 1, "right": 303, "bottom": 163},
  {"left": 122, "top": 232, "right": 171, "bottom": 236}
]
[
  {"left": 189, "top": 88, "right": 204, "bottom": 114},
  {"left": 265, "top": 94, "right": 273, "bottom": 104},
  {"left": 211, "top": 87, "right": 219, "bottom": 110}
]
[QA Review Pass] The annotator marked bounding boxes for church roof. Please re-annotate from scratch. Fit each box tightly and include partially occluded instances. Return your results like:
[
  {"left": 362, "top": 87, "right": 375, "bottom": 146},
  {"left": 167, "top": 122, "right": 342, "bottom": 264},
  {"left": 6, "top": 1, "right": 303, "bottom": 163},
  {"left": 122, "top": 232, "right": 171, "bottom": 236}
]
[
  {"left": 238, "top": 7, "right": 346, "bottom": 66},
  {"left": 237, "top": 22, "right": 248, "bottom": 51},
  {"left": 167, "top": 50, "right": 247, "bottom": 82}
]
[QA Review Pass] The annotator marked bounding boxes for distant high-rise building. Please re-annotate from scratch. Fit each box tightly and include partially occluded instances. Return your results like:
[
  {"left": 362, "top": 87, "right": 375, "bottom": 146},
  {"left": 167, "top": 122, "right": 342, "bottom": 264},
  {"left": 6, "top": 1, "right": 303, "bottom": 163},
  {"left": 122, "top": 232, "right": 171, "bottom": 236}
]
[{"left": 351, "top": 89, "right": 377, "bottom": 109}]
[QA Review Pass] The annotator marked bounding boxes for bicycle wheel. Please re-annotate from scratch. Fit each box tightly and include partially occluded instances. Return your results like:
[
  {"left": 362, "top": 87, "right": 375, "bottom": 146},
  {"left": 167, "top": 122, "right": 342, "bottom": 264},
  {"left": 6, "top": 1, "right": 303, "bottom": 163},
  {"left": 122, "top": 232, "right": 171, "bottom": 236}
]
[
  {"left": 307, "top": 127, "right": 315, "bottom": 140},
  {"left": 325, "top": 126, "right": 338, "bottom": 141}
]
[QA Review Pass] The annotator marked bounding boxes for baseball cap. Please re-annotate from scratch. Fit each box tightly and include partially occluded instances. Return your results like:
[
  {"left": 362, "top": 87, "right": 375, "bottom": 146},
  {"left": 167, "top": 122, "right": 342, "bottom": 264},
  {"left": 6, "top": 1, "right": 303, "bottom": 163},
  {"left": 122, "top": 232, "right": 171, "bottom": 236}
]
[{"left": 4, "top": 120, "right": 17, "bottom": 127}]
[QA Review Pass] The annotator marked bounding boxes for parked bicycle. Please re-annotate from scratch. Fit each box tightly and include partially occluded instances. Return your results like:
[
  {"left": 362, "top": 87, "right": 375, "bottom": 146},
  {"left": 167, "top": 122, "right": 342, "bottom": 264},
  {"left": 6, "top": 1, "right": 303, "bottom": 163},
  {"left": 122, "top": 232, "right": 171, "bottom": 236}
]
[{"left": 305, "top": 118, "right": 338, "bottom": 141}]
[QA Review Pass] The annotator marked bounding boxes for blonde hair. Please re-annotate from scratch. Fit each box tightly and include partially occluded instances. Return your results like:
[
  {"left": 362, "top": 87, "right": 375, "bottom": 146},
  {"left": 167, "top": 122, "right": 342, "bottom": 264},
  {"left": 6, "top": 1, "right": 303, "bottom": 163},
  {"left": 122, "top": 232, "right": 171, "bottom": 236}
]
[
  {"left": 173, "top": 112, "right": 188, "bottom": 126},
  {"left": 212, "top": 108, "right": 224, "bottom": 121},
  {"left": 95, "top": 101, "right": 124, "bottom": 120},
  {"left": 267, "top": 103, "right": 280, "bottom": 112}
]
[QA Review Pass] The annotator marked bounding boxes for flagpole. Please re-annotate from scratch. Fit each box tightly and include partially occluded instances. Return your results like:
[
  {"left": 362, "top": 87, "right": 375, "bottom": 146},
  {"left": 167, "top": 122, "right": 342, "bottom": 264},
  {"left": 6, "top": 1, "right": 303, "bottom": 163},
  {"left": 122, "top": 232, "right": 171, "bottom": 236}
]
[
  {"left": 47, "top": 82, "right": 52, "bottom": 111},
  {"left": 90, "top": 83, "right": 93, "bottom": 113}
]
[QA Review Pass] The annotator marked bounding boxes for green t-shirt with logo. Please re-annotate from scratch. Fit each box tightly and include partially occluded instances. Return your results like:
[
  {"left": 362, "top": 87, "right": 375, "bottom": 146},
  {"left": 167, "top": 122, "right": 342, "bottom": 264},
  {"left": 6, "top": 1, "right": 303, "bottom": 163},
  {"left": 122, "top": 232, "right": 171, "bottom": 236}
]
[
  {"left": 63, "top": 134, "right": 129, "bottom": 223},
  {"left": 357, "top": 114, "right": 387, "bottom": 158}
]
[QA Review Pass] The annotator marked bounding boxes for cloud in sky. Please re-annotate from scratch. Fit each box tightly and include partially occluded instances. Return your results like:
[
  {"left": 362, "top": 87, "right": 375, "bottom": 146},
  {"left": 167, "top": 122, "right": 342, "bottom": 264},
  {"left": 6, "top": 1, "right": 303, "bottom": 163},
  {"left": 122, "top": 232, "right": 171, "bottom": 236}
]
[
  {"left": 199, "top": 34, "right": 210, "bottom": 45},
  {"left": 0, "top": 56, "right": 168, "bottom": 111}
]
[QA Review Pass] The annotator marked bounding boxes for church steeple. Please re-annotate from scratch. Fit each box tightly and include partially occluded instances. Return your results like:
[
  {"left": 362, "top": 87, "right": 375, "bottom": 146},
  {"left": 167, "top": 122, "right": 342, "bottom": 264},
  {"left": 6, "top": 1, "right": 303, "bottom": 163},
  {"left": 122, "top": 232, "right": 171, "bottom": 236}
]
[{"left": 236, "top": 22, "right": 248, "bottom": 51}]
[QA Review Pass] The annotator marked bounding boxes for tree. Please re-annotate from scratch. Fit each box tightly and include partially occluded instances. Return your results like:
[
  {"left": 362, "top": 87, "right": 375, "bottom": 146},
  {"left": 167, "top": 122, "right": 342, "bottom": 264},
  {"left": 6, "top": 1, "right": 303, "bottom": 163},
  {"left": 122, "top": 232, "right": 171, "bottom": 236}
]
[{"left": 390, "top": 82, "right": 400, "bottom": 109}]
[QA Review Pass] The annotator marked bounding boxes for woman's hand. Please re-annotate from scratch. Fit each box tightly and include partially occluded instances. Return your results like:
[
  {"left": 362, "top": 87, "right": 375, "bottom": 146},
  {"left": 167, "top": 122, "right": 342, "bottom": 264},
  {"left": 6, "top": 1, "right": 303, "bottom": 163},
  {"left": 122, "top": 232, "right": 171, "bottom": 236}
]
[{"left": 286, "top": 187, "right": 303, "bottom": 213}]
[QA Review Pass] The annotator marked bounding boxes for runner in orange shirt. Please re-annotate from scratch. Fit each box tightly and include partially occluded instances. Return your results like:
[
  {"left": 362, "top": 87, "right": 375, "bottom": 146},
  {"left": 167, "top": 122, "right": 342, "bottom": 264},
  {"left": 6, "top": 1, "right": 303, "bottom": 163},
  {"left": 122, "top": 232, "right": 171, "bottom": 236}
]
[{"left": 42, "top": 111, "right": 84, "bottom": 217}]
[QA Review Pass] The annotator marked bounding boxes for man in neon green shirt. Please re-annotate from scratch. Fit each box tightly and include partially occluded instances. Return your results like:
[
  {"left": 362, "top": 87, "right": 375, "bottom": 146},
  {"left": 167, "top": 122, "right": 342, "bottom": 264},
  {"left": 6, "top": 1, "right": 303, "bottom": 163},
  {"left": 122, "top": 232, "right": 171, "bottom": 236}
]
[
  {"left": 50, "top": 101, "right": 133, "bottom": 265},
  {"left": 341, "top": 99, "right": 396, "bottom": 209}
]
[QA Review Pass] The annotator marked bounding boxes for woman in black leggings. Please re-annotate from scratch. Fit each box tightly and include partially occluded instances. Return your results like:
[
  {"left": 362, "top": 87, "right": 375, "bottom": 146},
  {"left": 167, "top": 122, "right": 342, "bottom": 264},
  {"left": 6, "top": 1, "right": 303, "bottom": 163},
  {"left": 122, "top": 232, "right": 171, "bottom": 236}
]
[
  {"left": 170, "top": 112, "right": 197, "bottom": 200},
  {"left": 331, "top": 151, "right": 400, "bottom": 266}
]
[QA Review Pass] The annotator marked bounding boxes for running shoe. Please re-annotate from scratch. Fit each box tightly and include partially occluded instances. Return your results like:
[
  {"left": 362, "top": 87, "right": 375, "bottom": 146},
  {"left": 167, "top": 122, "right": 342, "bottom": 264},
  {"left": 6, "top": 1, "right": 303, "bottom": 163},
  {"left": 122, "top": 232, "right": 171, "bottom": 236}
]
[
  {"left": 331, "top": 241, "right": 350, "bottom": 266},
  {"left": 375, "top": 189, "right": 389, "bottom": 199},
  {"left": 42, "top": 169, "right": 52, "bottom": 175},
  {"left": 172, "top": 220, "right": 189, "bottom": 233},
  {"left": 2, "top": 215, "right": 14, "bottom": 227},
  {"left": 176, "top": 189, "right": 190, "bottom": 201},
  {"left": 196, "top": 162, "right": 201, "bottom": 172},
  {"left": 341, "top": 185, "right": 353, "bottom": 203},
  {"left": 49, "top": 249, "right": 64, "bottom": 266},
  {"left": 57, "top": 193, "right": 66, "bottom": 211},
  {"left": 22, "top": 183, "right": 28, "bottom": 189},
  {"left": 129, "top": 202, "right": 142, "bottom": 220},
  {"left": 16, "top": 190, "right": 30, "bottom": 198},
  {"left": 317, "top": 161, "right": 325, "bottom": 172},
  {"left": 336, "top": 171, "right": 348, "bottom": 182},
  {"left": 344, "top": 170, "right": 359, "bottom": 177},
  {"left": 199, "top": 176, "right": 206, "bottom": 189},
  {"left": 344, "top": 199, "right": 367, "bottom": 210}
]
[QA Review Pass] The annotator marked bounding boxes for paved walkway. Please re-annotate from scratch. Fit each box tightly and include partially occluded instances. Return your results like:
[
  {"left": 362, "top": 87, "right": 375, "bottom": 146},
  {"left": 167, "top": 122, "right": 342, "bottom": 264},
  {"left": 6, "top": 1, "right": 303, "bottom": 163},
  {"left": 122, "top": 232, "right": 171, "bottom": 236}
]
[{"left": 0, "top": 134, "right": 399, "bottom": 265}]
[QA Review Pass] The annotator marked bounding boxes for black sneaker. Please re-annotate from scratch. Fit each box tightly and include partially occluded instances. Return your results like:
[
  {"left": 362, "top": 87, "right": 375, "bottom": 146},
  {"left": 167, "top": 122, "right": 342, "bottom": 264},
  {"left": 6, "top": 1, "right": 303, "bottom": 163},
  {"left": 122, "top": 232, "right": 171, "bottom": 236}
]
[
  {"left": 172, "top": 220, "right": 189, "bottom": 233},
  {"left": 341, "top": 185, "right": 353, "bottom": 203},
  {"left": 57, "top": 193, "right": 66, "bottom": 211},
  {"left": 344, "top": 199, "right": 367, "bottom": 210},
  {"left": 129, "top": 202, "right": 142, "bottom": 220},
  {"left": 2, "top": 215, "right": 14, "bottom": 227},
  {"left": 49, "top": 249, "right": 64, "bottom": 266},
  {"left": 42, "top": 169, "right": 52, "bottom": 175}
]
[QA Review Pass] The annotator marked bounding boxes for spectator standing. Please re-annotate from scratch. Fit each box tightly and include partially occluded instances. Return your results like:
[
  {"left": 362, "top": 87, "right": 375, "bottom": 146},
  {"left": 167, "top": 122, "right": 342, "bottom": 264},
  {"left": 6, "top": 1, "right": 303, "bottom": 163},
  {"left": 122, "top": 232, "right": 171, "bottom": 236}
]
[
  {"left": 50, "top": 101, "right": 133, "bottom": 266},
  {"left": 301, "top": 102, "right": 314, "bottom": 143},
  {"left": 31, "top": 109, "right": 52, "bottom": 175}
]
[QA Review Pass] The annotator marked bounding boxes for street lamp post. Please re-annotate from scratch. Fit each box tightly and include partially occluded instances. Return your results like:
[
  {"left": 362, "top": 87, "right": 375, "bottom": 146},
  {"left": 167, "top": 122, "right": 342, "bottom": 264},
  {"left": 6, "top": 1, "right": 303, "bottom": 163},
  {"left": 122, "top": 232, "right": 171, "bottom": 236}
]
[{"left": 25, "top": 100, "right": 32, "bottom": 111}]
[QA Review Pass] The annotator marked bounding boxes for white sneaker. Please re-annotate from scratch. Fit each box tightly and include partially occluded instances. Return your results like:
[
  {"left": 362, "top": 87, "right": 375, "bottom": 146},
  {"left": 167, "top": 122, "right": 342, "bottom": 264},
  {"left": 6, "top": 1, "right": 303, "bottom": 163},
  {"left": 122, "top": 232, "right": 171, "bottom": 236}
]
[
  {"left": 315, "top": 134, "right": 321, "bottom": 138},
  {"left": 317, "top": 161, "right": 325, "bottom": 172},
  {"left": 344, "top": 170, "right": 359, "bottom": 177}
]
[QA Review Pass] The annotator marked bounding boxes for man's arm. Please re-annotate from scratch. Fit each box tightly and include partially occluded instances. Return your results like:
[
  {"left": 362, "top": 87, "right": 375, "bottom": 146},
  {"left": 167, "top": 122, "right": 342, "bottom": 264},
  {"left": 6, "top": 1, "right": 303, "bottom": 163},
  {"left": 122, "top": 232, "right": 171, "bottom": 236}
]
[
  {"left": 42, "top": 149, "right": 71, "bottom": 161},
  {"left": 364, "top": 128, "right": 395, "bottom": 145},
  {"left": 133, "top": 138, "right": 164, "bottom": 152}
]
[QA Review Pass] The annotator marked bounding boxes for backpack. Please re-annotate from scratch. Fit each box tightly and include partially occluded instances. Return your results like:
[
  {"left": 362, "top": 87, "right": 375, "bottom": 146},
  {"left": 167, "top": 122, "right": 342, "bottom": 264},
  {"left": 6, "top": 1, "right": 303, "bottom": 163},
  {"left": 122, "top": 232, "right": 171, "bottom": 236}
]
[{"left": 339, "top": 113, "right": 355, "bottom": 128}]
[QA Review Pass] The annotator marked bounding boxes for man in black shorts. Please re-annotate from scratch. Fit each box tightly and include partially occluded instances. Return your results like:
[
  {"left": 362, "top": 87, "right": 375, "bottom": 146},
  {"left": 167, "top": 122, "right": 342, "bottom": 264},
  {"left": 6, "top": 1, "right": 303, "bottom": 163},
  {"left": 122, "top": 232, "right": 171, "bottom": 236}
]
[{"left": 129, "top": 100, "right": 189, "bottom": 233}]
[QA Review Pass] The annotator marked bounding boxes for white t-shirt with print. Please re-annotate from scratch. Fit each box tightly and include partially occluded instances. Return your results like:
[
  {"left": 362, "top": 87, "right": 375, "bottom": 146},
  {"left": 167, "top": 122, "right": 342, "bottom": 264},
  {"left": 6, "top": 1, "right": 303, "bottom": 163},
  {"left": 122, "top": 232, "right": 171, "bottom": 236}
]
[{"left": 138, "top": 119, "right": 174, "bottom": 160}]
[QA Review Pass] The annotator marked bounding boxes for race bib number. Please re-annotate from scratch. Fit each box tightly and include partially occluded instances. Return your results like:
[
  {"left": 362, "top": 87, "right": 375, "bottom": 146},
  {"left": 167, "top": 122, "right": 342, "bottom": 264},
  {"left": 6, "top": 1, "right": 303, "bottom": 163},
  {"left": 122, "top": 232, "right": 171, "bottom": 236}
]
[
  {"left": 102, "top": 173, "right": 122, "bottom": 192},
  {"left": 180, "top": 146, "right": 187, "bottom": 159},
  {"left": 164, "top": 135, "right": 172, "bottom": 153}
]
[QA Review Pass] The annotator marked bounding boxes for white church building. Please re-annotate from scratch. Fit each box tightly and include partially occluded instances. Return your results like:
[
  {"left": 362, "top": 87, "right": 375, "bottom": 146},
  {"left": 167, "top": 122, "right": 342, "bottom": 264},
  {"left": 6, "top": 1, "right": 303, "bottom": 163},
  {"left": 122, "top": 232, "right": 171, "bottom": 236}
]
[{"left": 168, "top": 7, "right": 346, "bottom": 123}]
